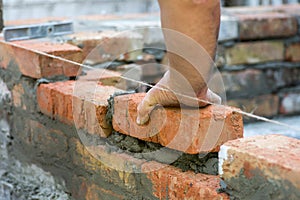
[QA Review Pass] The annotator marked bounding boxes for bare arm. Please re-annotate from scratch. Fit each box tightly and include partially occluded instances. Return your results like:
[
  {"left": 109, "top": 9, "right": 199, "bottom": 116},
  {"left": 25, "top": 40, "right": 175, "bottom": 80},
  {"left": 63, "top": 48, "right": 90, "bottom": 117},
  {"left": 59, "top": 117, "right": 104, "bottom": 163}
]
[{"left": 137, "top": 0, "right": 221, "bottom": 125}]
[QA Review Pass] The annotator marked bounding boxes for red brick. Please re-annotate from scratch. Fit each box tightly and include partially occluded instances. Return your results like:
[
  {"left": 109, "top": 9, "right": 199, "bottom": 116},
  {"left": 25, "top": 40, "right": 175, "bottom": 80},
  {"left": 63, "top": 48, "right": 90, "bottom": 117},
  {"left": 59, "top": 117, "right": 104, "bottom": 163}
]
[
  {"left": 286, "top": 42, "right": 300, "bottom": 62},
  {"left": 112, "top": 93, "right": 243, "bottom": 154},
  {"left": 142, "top": 161, "right": 229, "bottom": 200},
  {"left": 37, "top": 80, "right": 122, "bottom": 137},
  {"left": 0, "top": 39, "right": 83, "bottom": 78},
  {"left": 235, "top": 12, "right": 298, "bottom": 40},
  {"left": 227, "top": 94, "right": 279, "bottom": 118},
  {"left": 36, "top": 83, "right": 55, "bottom": 117},
  {"left": 219, "top": 135, "right": 300, "bottom": 198},
  {"left": 67, "top": 31, "right": 143, "bottom": 65},
  {"left": 225, "top": 41, "right": 284, "bottom": 65}
]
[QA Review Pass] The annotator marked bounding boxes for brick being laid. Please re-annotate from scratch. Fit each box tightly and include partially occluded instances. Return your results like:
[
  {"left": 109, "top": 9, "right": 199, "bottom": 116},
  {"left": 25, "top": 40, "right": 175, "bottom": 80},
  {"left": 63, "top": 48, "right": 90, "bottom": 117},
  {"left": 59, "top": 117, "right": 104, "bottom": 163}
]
[
  {"left": 219, "top": 134, "right": 300, "bottom": 199},
  {"left": 112, "top": 93, "right": 243, "bottom": 154}
]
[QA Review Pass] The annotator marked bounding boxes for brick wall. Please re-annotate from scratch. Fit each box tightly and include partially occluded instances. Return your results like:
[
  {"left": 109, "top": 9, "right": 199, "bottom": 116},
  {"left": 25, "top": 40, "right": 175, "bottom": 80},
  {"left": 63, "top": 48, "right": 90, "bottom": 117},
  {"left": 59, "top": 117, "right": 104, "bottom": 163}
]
[
  {"left": 217, "top": 4, "right": 300, "bottom": 120},
  {"left": 0, "top": 4, "right": 299, "bottom": 200}
]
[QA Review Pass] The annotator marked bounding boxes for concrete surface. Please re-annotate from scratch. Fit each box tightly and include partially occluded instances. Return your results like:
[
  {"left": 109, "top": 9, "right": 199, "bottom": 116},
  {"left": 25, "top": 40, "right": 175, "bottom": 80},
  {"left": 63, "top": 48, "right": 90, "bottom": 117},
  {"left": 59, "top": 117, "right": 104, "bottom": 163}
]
[{"left": 244, "top": 115, "right": 300, "bottom": 139}]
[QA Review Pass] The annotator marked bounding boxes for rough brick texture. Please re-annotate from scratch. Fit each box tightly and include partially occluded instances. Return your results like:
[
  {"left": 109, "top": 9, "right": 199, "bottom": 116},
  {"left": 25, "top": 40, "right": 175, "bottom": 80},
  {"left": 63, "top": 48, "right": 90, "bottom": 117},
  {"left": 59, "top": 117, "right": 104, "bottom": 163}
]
[
  {"left": 112, "top": 93, "right": 243, "bottom": 154},
  {"left": 286, "top": 42, "right": 300, "bottom": 62},
  {"left": 0, "top": 39, "right": 83, "bottom": 78},
  {"left": 37, "top": 80, "right": 122, "bottom": 137},
  {"left": 235, "top": 12, "right": 298, "bottom": 40},
  {"left": 143, "top": 162, "right": 229, "bottom": 200},
  {"left": 225, "top": 41, "right": 284, "bottom": 65},
  {"left": 219, "top": 135, "right": 300, "bottom": 199}
]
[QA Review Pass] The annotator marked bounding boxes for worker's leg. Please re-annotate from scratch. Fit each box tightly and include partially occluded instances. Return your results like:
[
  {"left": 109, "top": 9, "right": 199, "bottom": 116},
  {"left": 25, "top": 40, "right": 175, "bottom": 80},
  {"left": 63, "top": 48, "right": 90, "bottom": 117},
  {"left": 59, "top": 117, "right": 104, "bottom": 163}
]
[{"left": 137, "top": 0, "right": 221, "bottom": 125}]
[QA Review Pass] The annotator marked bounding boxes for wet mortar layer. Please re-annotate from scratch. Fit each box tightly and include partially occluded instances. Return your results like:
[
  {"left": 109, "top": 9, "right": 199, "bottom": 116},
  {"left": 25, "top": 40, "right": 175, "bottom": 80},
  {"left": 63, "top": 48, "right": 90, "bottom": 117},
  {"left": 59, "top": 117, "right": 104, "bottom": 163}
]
[
  {"left": 221, "top": 168, "right": 300, "bottom": 200},
  {"left": 107, "top": 131, "right": 219, "bottom": 175}
]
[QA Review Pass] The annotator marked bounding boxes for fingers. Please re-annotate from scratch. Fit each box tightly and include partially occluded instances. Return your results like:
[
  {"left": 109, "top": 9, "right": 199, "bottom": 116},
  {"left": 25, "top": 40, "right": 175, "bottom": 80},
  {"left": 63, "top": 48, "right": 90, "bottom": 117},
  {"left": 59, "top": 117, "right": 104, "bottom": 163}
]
[{"left": 136, "top": 92, "right": 157, "bottom": 125}]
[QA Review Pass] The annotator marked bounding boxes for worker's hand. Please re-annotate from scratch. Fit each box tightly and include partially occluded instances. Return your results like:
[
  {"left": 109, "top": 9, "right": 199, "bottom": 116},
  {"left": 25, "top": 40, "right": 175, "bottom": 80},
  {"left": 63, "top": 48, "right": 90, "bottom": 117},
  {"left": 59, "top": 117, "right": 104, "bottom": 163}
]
[{"left": 136, "top": 71, "right": 221, "bottom": 125}]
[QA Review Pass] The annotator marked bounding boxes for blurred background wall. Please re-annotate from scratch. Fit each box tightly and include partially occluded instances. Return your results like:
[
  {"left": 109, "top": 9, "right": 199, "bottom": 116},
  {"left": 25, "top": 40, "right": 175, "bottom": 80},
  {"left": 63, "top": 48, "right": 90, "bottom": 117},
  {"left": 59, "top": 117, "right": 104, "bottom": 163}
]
[{"left": 2, "top": 0, "right": 300, "bottom": 21}]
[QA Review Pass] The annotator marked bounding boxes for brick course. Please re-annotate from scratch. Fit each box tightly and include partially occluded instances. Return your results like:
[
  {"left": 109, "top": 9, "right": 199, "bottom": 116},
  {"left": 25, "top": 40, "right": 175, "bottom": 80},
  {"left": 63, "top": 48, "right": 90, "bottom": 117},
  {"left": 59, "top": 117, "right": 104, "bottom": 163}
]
[
  {"left": 0, "top": 39, "right": 83, "bottom": 78},
  {"left": 236, "top": 12, "right": 298, "bottom": 40},
  {"left": 224, "top": 41, "right": 284, "bottom": 65},
  {"left": 37, "top": 80, "right": 123, "bottom": 137}
]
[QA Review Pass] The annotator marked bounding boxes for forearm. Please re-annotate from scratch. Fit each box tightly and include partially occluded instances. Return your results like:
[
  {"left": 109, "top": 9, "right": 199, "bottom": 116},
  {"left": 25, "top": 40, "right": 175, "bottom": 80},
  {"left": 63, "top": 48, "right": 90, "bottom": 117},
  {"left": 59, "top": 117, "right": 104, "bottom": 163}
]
[{"left": 158, "top": 0, "right": 221, "bottom": 91}]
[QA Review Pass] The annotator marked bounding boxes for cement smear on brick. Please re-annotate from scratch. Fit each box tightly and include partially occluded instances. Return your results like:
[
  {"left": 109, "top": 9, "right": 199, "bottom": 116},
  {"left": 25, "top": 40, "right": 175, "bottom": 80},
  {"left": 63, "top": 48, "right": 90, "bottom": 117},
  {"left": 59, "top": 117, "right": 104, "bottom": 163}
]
[
  {"left": 222, "top": 168, "right": 300, "bottom": 200},
  {"left": 107, "top": 131, "right": 218, "bottom": 175}
]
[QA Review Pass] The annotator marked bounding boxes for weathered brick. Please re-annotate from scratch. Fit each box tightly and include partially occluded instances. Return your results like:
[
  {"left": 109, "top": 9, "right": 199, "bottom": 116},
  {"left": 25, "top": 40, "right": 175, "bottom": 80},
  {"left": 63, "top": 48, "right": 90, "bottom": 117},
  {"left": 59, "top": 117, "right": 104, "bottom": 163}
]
[
  {"left": 112, "top": 93, "right": 243, "bottom": 154},
  {"left": 0, "top": 39, "right": 83, "bottom": 78},
  {"left": 235, "top": 12, "right": 298, "bottom": 40},
  {"left": 71, "top": 136, "right": 229, "bottom": 199},
  {"left": 225, "top": 41, "right": 284, "bottom": 65},
  {"left": 219, "top": 135, "right": 300, "bottom": 199},
  {"left": 227, "top": 94, "right": 279, "bottom": 118},
  {"left": 219, "top": 69, "right": 269, "bottom": 98},
  {"left": 10, "top": 77, "right": 37, "bottom": 112},
  {"left": 16, "top": 117, "right": 68, "bottom": 159},
  {"left": 264, "top": 67, "right": 300, "bottom": 90},
  {"left": 37, "top": 80, "right": 122, "bottom": 137},
  {"left": 142, "top": 161, "right": 229, "bottom": 200},
  {"left": 70, "top": 138, "right": 143, "bottom": 193},
  {"left": 286, "top": 42, "right": 300, "bottom": 62},
  {"left": 12, "top": 83, "right": 25, "bottom": 109},
  {"left": 67, "top": 31, "right": 144, "bottom": 65}
]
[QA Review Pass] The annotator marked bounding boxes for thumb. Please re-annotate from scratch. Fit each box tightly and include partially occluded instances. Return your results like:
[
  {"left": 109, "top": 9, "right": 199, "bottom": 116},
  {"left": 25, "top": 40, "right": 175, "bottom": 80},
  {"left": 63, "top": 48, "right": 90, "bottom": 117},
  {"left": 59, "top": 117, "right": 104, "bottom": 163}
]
[{"left": 136, "top": 93, "right": 157, "bottom": 125}]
